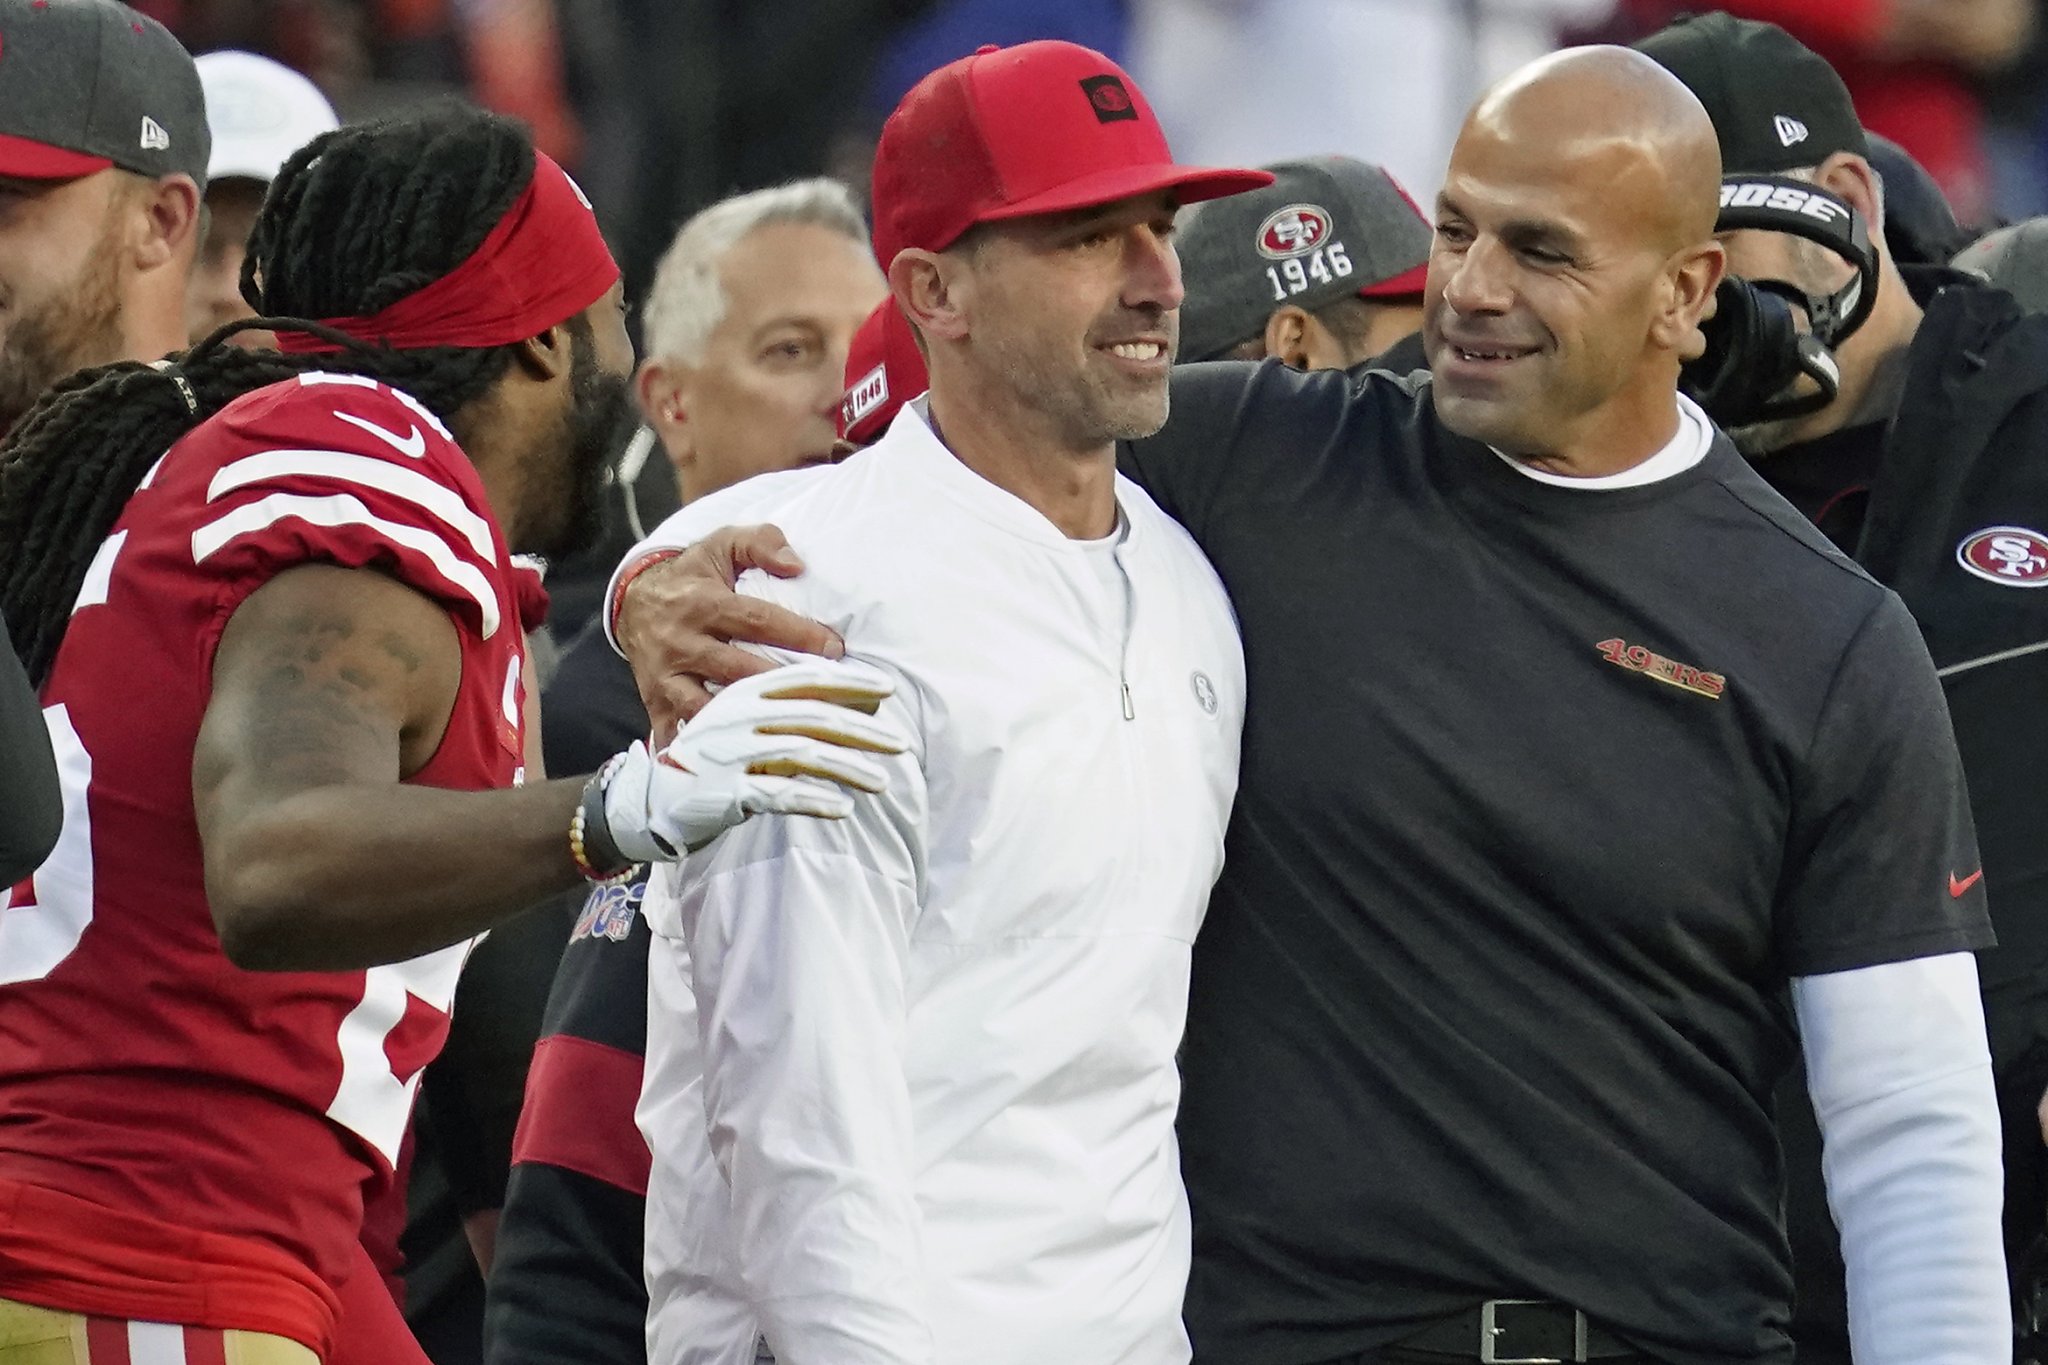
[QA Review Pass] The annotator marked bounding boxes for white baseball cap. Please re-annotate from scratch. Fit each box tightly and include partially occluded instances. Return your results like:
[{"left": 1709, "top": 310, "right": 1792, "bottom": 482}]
[{"left": 196, "top": 50, "right": 339, "bottom": 185}]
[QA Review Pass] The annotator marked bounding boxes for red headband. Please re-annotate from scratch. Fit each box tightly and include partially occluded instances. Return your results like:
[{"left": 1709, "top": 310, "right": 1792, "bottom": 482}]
[{"left": 276, "top": 151, "right": 620, "bottom": 354}]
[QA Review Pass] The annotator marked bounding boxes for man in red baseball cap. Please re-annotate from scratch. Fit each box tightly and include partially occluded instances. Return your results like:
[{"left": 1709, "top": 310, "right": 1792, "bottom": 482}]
[{"left": 624, "top": 39, "right": 1268, "bottom": 1365}]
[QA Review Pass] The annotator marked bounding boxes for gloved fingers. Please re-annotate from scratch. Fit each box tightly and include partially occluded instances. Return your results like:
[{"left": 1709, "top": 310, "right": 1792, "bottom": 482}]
[
  {"left": 740, "top": 774, "right": 858, "bottom": 821},
  {"left": 744, "top": 737, "right": 893, "bottom": 794},
  {"left": 750, "top": 696, "right": 909, "bottom": 754},
  {"left": 743, "top": 658, "right": 897, "bottom": 716}
]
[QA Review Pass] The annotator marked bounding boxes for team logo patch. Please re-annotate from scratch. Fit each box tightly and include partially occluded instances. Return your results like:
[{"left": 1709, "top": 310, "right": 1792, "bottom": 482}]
[
  {"left": 1956, "top": 526, "right": 2048, "bottom": 586},
  {"left": 1080, "top": 75, "right": 1138, "bottom": 124},
  {"left": 1191, "top": 670, "right": 1219, "bottom": 715},
  {"left": 1256, "top": 204, "right": 1332, "bottom": 260},
  {"left": 843, "top": 363, "right": 888, "bottom": 431},
  {"left": 1596, "top": 638, "right": 1725, "bottom": 699},
  {"left": 570, "top": 881, "right": 643, "bottom": 944},
  {"left": 1774, "top": 115, "right": 1808, "bottom": 149}
]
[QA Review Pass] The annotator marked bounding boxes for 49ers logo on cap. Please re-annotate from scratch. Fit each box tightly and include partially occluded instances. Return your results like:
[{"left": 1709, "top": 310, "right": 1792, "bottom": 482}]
[
  {"left": 1079, "top": 74, "right": 1139, "bottom": 124},
  {"left": 1957, "top": 526, "right": 2048, "bottom": 586},
  {"left": 1257, "top": 204, "right": 1332, "bottom": 260}
]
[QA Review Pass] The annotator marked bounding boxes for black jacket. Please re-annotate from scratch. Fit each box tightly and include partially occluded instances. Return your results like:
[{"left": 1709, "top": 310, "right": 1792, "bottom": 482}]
[
  {"left": 1774, "top": 275, "right": 2048, "bottom": 1361},
  {"left": 0, "top": 613, "right": 59, "bottom": 887}
]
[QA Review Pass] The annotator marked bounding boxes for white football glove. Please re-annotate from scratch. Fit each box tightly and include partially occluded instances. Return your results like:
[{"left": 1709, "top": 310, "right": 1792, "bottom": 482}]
[{"left": 601, "top": 658, "right": 909, "bottom": 860}]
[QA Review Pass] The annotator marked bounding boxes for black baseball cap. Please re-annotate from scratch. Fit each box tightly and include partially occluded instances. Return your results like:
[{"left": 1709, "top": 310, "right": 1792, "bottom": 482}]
[
  {"left": 0, "top": 0, "right": 208, "bottom": 184},
  {"left": 1633, "top": 12, "right": 1868, "bottom": 174},
  {"left": 1178, "top": 155, "right": 1432, "bottom": 363}
]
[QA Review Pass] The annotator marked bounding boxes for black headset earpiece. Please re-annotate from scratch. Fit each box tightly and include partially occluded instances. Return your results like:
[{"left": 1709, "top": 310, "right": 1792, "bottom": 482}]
[{"left": 1681, "top": 175, "right": 1877, "bottom": 429}]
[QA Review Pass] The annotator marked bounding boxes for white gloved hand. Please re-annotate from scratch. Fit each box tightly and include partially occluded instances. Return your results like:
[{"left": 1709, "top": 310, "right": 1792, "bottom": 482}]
[{"left": 601, "top": 658, "right": 909, "bottom": 860}]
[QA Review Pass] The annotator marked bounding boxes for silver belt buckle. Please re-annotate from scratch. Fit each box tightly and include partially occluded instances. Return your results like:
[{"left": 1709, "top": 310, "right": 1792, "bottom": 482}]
[{"left": 1480, "top": 1298, "right": 1588, "bottom": 1364}]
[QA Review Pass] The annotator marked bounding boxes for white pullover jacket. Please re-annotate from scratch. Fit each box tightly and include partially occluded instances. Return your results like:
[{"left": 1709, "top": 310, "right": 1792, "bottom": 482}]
[{"left": 620, "top": 405, "right": 1245, "bottom": 1365}]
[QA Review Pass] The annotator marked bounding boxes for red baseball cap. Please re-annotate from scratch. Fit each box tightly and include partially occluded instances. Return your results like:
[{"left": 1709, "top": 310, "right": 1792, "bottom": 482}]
[
  {"left": 838, "top": 299, "right": 929, "bottom": 447},
  {"left": 871, "top": 40, "right": 1273, "bottom": 269}
]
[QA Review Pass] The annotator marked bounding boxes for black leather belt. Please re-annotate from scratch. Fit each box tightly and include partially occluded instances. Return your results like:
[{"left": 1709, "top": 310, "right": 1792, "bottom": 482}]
[{"left": 1394, "top": 1300, "right": 1638, "bottom": 1362}]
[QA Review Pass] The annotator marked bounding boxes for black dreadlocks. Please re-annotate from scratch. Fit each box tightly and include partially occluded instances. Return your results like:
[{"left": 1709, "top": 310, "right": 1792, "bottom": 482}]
[{"left": 0, "top": 108, "right": 538, "bottom": 687}]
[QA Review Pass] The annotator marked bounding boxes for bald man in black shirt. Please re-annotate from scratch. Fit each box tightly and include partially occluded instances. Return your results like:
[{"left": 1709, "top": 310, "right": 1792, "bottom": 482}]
[{"left": 609, "top": 45, "right": 2005, "bottom": 1365}]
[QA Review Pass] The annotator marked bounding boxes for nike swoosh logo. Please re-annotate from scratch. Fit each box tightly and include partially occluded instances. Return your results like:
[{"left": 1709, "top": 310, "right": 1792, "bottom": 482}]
[
  {"left": 1950, "top": 869, "right": 1985, "bottom": 898},
  {"left": 335, "top": 410, "right": 427, "bottom": 459}
]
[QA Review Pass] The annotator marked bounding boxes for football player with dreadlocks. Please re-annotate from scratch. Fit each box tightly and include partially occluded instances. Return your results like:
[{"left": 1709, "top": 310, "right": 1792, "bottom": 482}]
[{"left": 0, "top": 107, "right": 903, "bottom": 1365}]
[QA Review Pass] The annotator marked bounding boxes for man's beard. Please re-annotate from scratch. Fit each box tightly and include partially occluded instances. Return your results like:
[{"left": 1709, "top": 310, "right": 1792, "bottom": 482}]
[
  {"left": 0, "top": 246, "right": 123, "bottom": 434},
  {"left": 523, "top": 333, "right": 637, "bottom": 562},
  {"left": 982, "top": 309, "right": 1174, "bottom": 451}
]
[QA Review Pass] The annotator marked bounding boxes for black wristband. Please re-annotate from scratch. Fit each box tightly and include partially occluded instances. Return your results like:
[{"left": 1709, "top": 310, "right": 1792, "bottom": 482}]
[{"left": 578, "top": 761, "right": 635, "bottom": 877}]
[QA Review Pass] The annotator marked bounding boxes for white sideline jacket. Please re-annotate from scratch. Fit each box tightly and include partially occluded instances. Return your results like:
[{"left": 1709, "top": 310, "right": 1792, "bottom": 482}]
[{"left": 618, "top": 404, "right": 1246, "bottom": 1365}]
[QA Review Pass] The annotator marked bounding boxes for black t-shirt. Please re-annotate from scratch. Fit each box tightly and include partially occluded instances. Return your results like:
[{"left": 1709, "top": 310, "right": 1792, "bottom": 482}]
[{"left": 1119, "top": 362, "right": 1991, "bottom": 1365}]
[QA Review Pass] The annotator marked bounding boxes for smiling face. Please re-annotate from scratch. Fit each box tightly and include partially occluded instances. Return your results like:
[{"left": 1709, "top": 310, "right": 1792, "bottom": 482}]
[
  {"left": 953, "top": 189, "right": 1184, "bottom": 453},
  {"left": 1421, "top": 49, "right": 1724, "bottom": 467}
]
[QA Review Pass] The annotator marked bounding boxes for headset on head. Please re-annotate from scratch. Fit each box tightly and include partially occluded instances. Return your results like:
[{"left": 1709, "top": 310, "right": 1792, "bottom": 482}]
[{"left": 1681, "top": 174, "right": 1880, "bottom": 428}]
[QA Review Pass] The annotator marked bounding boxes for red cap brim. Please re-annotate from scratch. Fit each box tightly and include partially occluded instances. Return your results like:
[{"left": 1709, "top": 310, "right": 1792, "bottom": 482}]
[
  {"left": 0, "top": 134, "right": 112, "bottom": 180},
  {"left": 970, "top": 162, "right": 1276, "bottom": 234},
  {"left": 1359, "top": 262, "right": 1429, "bottom": 299}
]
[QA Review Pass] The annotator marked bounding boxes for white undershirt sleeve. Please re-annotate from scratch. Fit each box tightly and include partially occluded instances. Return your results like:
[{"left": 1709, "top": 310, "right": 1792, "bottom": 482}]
[{"left": 1793, "top": 951, "right": 2009, "bottom": 1365}]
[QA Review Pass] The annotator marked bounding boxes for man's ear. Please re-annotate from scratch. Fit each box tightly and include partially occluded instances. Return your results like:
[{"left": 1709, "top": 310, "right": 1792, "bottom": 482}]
[
  {"left": 1261, "top": 306, "right": 1315, "bottom": 370},
  {"left": 1816, "top": 153, "right": 1883, "bottom": 235},
  {"left": 133, "top": 173, "right": 202, "bottom": 273},
  {"left": 513, "top": 319, "right": 575, "bottom": 382},
  {"left": 637, "top": 360, "right": 691, "bottom": 466},
  {"left": 891, "top": 247, "right": 971, "bottom": 344},
  {"left": 1654, "top": 239, "right": 1726, "bottom": 357}
]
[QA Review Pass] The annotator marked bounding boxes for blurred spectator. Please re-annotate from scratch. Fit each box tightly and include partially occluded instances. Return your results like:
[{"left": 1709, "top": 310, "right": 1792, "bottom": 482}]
[
  {"left": 637, "top": 182, "right": 886, "bottom": 506},
  {"left": 1956, "top": 216, "right": 2048, "bottom": 311},
  {"left": 188, "top": 51, "right": 341, "bottom": 348},
  {"left": 0, "top": 0, "right": 206, "bottom": 432},
  {"left": 1176, "top": 155, "right": 1431, "bottom": 369},
  {"left": 1618, "top": 0, "right": 2041, "bottom": 224},
  {"left": 1128, "top": 0, "right": 1616, "bottom": 207},
  {"left": 481, "top": 179, "right": 884, "bottom": 1365}
]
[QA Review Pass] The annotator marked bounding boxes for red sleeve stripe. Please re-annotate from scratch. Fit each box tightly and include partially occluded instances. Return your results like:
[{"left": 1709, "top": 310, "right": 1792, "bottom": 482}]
[
  {"left": 511, "top": 1033, "right": 652, "bottom": 1196},
  {"left": 190, "top": 492, "right": 503, "bottom": 638},
  {"left": 207, "top": 449, "right": 497, "bottom": 562}
]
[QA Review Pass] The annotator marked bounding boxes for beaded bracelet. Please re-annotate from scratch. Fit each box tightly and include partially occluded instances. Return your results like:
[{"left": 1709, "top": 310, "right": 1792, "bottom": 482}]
[{"left": 569, "top": 753, "right": 639, "bottom": 886}]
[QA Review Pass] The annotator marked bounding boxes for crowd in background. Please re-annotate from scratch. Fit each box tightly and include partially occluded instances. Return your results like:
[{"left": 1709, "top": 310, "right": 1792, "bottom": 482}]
[{"left": 127, "top": 0, "right": 2048, "bottom": 301}]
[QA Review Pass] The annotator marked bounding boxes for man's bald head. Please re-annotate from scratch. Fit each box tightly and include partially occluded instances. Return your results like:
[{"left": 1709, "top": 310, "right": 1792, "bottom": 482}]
[
  {"left": 1467, "top": 46, "right": 1721, "bottom": 253},
  {"left": 1423, "top": 45, "right": 1726, "bottom": 474}
]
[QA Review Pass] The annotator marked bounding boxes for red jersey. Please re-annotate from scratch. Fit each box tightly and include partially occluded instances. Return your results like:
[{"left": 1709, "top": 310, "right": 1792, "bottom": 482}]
[{"left": 0, "top": 373, "right": 528, "bottom": 1357}]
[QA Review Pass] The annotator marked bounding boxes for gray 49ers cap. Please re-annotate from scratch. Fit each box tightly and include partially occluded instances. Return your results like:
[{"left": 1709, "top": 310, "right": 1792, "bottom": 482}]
[
  {"left": 0, "top": 0, "right": 208, "bottom": 184},
  {"left": 1177, "top": 155, "right": 1432, "bottom": 364}
]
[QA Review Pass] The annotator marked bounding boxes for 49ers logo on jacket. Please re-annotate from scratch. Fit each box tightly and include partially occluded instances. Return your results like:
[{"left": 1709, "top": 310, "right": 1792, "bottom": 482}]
[
  {"left": 1257, "top": 204, "right": 1331, "bottom": 259},
  {"left": 1956, "top": 526, "right": 2048, "bottom": 586}
]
